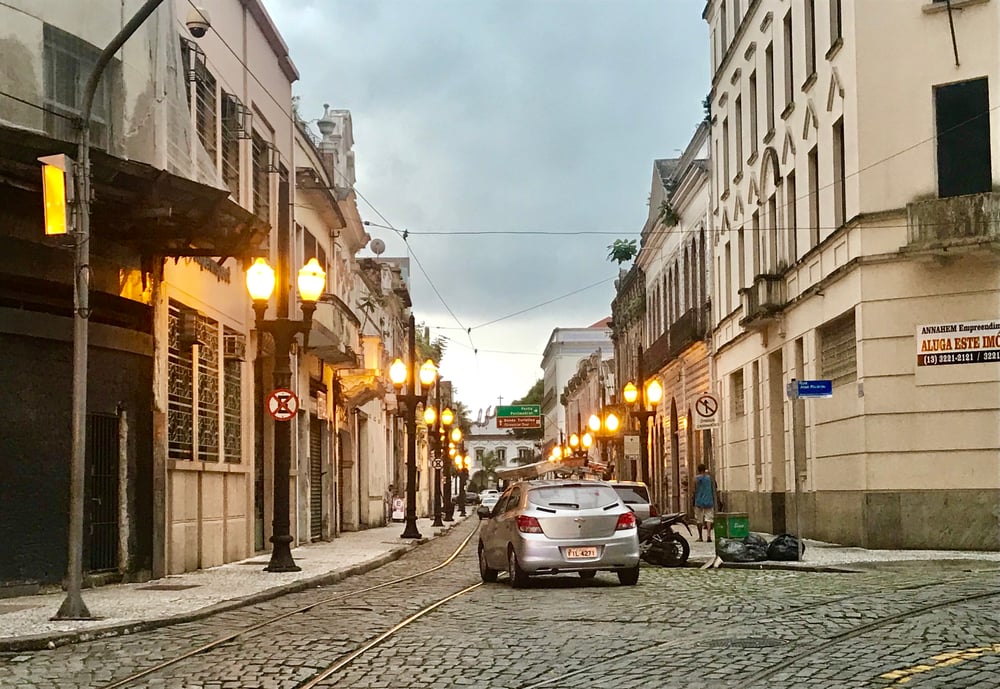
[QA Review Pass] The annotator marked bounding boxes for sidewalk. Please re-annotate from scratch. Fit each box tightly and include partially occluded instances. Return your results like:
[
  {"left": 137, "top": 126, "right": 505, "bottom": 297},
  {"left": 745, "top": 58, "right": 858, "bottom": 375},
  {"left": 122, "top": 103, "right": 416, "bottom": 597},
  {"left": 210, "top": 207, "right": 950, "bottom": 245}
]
[{"left": 0, "top": 517, "right": 468, "bottom": 652}]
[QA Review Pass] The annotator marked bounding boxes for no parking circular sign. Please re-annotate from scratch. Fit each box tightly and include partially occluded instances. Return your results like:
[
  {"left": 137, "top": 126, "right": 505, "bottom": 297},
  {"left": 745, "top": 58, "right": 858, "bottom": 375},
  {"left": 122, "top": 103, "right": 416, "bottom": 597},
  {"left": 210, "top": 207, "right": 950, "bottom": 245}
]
[{"left": 266, "top": 388, "right": 299, "bottom": 422}]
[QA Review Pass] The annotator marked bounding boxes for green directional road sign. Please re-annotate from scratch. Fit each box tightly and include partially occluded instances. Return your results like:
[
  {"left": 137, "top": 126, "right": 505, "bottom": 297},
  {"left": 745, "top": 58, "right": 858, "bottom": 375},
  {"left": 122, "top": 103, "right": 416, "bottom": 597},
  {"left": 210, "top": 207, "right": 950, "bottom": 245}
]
[
  {"left": 497, "top": 405, "right": 541, "bottom": 417},
  {"left": 496, "top": 404, "right": 541, "bottom": 429}
]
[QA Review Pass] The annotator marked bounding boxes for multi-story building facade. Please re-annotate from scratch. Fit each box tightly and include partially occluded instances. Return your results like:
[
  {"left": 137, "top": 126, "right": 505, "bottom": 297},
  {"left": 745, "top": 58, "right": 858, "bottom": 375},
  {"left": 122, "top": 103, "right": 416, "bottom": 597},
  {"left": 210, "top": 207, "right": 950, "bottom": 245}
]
[
  {"left": 560, "top": 350, "right": 617, "bottom": 475},
  {"left": 540, "top": 321, "right": 613, "bottom": 451},
  {"left": 705, "top": 0, "right": 999, "bottom": 548},
  {"left": 0, "top": 0, "right": 408, "bottom": 590},
  {"left": 632, "top": 125, "right": 713, "bottom": 514}
]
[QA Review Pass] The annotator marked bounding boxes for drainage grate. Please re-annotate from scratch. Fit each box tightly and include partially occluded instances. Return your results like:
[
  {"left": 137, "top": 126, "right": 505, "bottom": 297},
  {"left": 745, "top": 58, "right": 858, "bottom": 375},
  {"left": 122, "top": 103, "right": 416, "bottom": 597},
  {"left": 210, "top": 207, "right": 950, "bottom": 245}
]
[
  {"left": 136, "top": 584, "right": 201, "bottom": 591},
  {"left": 698, "top": 638, "right": 787, "bottom": 648}
]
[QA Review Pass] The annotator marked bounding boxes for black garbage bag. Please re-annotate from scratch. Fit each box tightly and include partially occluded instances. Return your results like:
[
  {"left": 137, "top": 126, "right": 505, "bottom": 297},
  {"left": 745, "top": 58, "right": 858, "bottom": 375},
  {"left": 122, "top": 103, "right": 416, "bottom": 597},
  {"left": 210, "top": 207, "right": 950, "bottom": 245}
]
[
  {"left": 715, "top": 534, "right": 768, "bottom": 563},
  {"left": 767, "top": 533, "right": 805, "bottom": 561}
]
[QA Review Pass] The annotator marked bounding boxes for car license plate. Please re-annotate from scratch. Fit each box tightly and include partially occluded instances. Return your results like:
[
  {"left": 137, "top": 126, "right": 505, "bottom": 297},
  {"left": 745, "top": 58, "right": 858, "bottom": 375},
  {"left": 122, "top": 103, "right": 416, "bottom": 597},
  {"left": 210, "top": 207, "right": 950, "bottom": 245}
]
[{"left": 565, "top": 547, "right": 598, "bottom": 559}]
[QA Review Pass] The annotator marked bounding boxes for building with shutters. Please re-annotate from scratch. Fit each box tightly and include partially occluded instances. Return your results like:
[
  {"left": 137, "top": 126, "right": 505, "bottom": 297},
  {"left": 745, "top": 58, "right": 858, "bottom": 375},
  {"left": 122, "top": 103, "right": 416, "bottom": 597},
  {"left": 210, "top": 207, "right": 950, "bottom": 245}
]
[{"left": 704, "top": 0, "right": 1000, "bottom": 549}]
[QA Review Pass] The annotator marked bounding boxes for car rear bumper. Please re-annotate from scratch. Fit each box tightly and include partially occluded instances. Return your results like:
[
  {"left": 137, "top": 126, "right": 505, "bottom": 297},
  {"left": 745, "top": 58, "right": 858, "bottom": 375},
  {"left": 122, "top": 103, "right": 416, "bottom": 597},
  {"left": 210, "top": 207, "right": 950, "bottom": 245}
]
[{"left": 515, "top": 532, "right": 639, "bottom": 573}]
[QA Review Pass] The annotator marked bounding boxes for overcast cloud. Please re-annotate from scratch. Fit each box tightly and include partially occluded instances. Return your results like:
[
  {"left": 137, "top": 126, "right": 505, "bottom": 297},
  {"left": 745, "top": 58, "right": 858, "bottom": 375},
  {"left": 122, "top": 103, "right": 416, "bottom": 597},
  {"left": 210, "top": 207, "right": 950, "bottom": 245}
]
[{"left": 265, "top": 0, "right": 709, "bottom": 416}]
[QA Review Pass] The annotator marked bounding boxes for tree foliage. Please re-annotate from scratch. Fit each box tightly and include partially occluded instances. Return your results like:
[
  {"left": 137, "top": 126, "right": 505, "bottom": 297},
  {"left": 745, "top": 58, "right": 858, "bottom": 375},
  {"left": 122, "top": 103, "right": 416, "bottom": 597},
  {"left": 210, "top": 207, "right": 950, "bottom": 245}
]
[
  {"left": 415, "top": 322, "right": 446, "bottom": 364},
  {"left": 607, "top": 239, "right": 638, "bottom": 265}
]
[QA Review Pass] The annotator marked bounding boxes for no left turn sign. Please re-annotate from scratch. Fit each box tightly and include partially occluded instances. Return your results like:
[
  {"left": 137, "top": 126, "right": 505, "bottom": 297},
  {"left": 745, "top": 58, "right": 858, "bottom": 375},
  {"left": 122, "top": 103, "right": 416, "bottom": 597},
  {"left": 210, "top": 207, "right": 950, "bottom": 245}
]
[
  {"left": 267, "top": 388, "right": 299, "bottom": 422},
  {"left": 693, "top": 392, "right": 719, "bottom": 430}
]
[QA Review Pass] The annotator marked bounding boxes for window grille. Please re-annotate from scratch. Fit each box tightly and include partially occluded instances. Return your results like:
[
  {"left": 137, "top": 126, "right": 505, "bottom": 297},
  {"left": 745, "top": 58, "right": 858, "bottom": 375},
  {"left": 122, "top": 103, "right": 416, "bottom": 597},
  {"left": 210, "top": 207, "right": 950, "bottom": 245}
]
[
  {"left": 221, "top": 92, "right": 243, "bottom": 198},
  {"left": 223, "top": 327, "right": 243, "bottom": 463},
  {"left": 194, "top": 61, "right": 217, "bottom": 163},
  {"left": 252, "top": 131, "right": 271, "bottom": 221},
  {"left": 819, "top": 311, "right": 857, "bottom": 386},
  {"left": 168, "top": 303, "right": 195, "bottom": 460},
  {"left": 496, "top": 448, "right": 506, "bottom": 464},
  {"left": 197, "top": 315, "right": 220, "bottom": 460}
]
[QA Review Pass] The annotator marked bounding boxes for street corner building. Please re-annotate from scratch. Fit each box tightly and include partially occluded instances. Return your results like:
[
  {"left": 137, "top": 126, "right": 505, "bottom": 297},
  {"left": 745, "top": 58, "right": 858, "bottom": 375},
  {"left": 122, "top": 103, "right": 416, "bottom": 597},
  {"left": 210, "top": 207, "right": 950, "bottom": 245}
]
[
  {"left": 0, "top": 0, "right": 412, "bottom": 592},
  {"left": 703, "top": 0, "right": 1000, "bottom": 549}
]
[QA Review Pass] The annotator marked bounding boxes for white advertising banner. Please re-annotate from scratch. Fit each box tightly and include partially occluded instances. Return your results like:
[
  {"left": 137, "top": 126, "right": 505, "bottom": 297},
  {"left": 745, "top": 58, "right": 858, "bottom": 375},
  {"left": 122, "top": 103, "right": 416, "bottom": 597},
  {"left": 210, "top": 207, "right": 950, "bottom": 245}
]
[{"left": 916, "top": 319, "right": 1000, "bottom": 366}]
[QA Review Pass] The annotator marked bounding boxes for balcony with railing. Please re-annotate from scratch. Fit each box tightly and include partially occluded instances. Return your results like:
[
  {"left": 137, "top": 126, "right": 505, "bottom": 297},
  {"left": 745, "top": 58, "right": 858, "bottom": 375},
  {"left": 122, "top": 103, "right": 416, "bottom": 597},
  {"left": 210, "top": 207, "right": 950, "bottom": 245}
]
[
  {"left": 311, "top": 292, "right": 361, "bottom": 367},
  {"left": 905, "top": 191, "right": 1000, "bottom": 257},
  {"left": 643, "top": 303, "right": 710, "bottom": 372},
  {"left": 739, "top": 274, "right": 786, "bottom": 331}
]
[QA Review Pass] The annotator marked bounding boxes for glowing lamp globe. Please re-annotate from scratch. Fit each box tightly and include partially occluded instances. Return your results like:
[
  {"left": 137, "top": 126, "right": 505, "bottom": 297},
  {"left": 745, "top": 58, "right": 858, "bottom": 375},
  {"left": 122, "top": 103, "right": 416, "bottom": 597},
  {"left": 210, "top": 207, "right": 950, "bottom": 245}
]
[
  {"left": 622, "top": 382, "right": 638, "bottom": 405},
  {"left": 605, "top": 412, "right": 620, "bottom": 433},
  {"left": 297, "top": 258, "right": 326, "bottom": 303},
  {"left": 423, "top": 406, "right": 437, "bottom": 425},
  {"left": 441, "top": 408, "right": 455, "bottom": 426},
  {"left": 450, "top": 427, "right": 462, "bottom": 443},
  {"left": 246, "top": 258, "right": 276, "bottom": 302},
  {"left": 582, "top": 432, "right": 594, "bottom": 449},
  {"left": 588, "top": 414, "right": 601, "bottom": 432},
  {"left": 646, "top": 379, "right": 664, "bottom": 405},
  {"left": 569, "top": 433, "right": 579, "bottom": 448},
  {"left": 389, "top": 358, "right": 407, "bottom": 387},
  {"left": 418, "top": 359, "right": 437, "bottom": 387}
]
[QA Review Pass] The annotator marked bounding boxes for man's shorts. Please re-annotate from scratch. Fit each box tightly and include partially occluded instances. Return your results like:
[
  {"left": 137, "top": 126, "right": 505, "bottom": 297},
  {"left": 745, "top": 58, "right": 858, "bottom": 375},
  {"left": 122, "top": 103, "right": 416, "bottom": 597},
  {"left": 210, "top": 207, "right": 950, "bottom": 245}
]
[{"left": 694, "top": 506, "right": 714, "bottom": 524}]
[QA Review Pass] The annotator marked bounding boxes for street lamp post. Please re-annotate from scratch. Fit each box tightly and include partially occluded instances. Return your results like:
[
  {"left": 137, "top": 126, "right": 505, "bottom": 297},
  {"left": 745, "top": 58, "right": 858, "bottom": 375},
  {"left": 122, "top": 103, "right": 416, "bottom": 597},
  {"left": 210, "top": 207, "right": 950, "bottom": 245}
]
[
  {"left": 389, "top": 314, "right": 437, "bottom": 540},
  {"left": 588, "top": 409, "right": 621, "bottom": 475},
  {"left": 455, "top": 452, "right": 471, "bottom": 517},
  {"left": 246, "top": 257, "right": 326, "bottom": 572},
  {"left": 423, "top": 384, "right": 443, "bottom": 528},
  {"left": 55, "top": 0, "right": 168, "bottom": 620},
  {"left": 440, "top": 407, "right": 455, "bottom": 521},
  {"left": 449, "top": 427, "right": 464, "bottom": 515},
  {"left": 623, "top": 345, "right": 663, "bottom": 485}
]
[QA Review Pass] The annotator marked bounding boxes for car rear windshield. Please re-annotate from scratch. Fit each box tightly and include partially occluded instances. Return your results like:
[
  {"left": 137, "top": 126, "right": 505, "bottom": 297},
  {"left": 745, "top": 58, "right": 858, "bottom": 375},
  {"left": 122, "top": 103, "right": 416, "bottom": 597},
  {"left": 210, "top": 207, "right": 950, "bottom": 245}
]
[
  {"left": 613, "top": 486, "right": 649, "bottom": 503},
  {"left": 529, "top": 485, "right": 620, "bottom": 510}
]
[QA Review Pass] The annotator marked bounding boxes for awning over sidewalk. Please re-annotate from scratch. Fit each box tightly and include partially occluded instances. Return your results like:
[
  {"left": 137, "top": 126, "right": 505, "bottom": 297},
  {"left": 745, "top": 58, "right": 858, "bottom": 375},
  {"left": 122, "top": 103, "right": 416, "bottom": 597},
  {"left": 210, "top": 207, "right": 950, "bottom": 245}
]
[{"left": 0, "top": 125, "right": 268, "bottom": 260}]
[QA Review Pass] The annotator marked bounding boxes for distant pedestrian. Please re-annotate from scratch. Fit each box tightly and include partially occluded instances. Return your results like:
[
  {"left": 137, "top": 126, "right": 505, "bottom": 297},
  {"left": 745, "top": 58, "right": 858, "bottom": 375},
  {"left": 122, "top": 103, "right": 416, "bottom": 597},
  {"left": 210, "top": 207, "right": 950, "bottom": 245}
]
[{"left": 694, "top": 464, "right": 716, "bottom": 542}]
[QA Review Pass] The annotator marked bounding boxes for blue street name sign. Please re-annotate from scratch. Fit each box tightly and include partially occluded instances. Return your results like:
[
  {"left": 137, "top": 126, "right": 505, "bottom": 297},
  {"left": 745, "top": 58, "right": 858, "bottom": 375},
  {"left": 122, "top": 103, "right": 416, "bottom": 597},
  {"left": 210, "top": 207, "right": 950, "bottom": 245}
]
[{"left": 788, "top": 379, "right": 833, "bottom": 399}]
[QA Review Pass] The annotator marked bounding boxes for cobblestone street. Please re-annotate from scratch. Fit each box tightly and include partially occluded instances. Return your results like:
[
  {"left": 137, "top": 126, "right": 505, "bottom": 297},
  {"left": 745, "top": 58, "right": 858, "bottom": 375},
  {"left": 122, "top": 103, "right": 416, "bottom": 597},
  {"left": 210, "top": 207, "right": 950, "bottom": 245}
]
[{"left": 3, "top": 519, "right": 1000, "bottom": 689}]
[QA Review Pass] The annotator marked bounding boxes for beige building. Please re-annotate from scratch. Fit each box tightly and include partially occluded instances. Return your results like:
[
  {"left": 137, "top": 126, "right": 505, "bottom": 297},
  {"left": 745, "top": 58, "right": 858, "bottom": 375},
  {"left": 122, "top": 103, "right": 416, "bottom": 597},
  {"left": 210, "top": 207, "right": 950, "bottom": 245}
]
[
  {"left": 705, "top": 0, "right": 1000, "bottom": 548},
  {"left": 631, "top": 125, "right": 713, "bottom": 515}
]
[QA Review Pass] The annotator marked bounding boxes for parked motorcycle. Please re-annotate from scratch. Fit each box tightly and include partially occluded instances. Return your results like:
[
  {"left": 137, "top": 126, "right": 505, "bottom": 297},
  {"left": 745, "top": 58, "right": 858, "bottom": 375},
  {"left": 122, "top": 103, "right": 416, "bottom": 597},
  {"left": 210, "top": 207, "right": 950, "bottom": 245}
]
[{"left": 636, "top": 512, "right": 691, "bottom": 567}]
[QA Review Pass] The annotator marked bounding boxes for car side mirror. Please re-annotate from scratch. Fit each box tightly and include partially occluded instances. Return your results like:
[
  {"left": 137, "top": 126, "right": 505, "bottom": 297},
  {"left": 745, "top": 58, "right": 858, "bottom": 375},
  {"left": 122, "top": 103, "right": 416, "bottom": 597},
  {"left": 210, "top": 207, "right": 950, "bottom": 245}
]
[{"left": 476, "top": 506, "right": 491, "bottom": 520}]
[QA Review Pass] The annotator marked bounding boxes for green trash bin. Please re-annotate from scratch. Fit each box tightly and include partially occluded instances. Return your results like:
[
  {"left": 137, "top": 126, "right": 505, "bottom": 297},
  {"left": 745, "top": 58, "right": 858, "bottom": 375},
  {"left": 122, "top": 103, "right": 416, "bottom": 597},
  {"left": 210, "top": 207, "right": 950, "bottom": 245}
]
[{"left": 714, "top": 512, "right": 749, "bottom": 541}]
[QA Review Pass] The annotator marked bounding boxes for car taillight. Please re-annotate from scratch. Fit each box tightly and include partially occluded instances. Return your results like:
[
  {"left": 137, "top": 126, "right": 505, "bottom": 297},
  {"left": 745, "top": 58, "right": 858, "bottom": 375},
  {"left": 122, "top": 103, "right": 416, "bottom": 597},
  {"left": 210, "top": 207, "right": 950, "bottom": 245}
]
[
  {"left": 650, "top": 504, "right": 658, "bottom": 517},
  {"left": 516, "top": 515, "right": 543, "bottom": 533},
  {"left": 616, "top": 512, "right": 636, "bottom": 530}
]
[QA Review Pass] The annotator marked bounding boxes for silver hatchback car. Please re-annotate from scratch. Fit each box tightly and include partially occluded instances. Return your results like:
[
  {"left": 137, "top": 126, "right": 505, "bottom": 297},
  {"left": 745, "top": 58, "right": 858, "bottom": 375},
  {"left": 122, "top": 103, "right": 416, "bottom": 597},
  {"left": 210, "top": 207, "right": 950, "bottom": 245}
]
[{"left": 477, "top": 479, "right": 640, "bottom": 587}]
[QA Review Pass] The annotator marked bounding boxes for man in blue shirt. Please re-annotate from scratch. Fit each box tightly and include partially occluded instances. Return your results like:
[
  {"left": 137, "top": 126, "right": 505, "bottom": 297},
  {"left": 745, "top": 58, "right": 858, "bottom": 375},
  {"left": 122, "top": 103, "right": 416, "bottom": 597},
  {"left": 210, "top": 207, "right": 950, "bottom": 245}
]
[{"left": 694, "top": 464, "right": 716, "bottom": 542}]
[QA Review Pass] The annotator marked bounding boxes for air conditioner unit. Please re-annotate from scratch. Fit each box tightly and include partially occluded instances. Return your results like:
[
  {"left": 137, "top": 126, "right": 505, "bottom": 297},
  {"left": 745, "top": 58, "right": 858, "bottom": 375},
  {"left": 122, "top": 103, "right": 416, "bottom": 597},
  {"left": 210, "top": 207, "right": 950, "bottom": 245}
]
[{"left": 224, "top": 332, "right": 246, "bottom": 361}]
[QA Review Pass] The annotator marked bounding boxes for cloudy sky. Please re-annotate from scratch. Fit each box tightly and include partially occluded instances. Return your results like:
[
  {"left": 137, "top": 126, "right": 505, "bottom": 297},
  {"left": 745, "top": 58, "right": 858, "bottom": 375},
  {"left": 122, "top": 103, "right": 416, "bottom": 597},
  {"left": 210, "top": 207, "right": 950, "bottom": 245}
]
[{"left": 265, "top": 0, "right": 709, "bottom": 418}]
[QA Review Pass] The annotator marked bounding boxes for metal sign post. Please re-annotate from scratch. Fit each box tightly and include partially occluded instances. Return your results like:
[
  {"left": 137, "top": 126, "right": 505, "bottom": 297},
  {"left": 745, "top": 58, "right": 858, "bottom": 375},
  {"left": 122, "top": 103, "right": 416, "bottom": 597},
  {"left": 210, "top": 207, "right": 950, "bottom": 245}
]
[{"left": 786, "top": 379, "right": 832, "bottom": 561}]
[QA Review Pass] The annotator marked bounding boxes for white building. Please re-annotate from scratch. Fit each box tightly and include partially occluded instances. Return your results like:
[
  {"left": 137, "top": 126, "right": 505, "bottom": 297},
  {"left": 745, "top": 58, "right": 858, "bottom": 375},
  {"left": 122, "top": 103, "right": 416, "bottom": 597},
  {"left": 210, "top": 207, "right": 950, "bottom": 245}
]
[
  {"left": 466, "top": 409, "right": 540, "bottom": 490},
  {"left": 540, "top": 322, "right": 614, "bottom": 451},
  {"left": 705, "top": 0, "right": 1000, "bottom": 549}
]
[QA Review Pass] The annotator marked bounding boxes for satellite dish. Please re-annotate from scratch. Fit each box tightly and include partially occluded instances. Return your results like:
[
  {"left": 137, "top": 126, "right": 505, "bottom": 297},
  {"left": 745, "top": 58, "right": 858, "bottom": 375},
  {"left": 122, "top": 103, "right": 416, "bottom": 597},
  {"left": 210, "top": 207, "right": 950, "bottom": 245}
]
[{"left": 370, "top": 238, "right": 386, "bottom": 256}]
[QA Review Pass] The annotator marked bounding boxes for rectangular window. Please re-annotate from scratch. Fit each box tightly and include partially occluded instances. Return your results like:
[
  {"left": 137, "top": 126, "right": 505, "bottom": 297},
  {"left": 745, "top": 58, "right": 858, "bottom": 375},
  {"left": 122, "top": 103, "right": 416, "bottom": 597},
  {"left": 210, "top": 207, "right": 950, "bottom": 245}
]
[
  {"left": 223, "top": 327, "right": 243, "bottom": 463},
  {"left": 783, "top": 11, "right": 794, "bottom": 109},
  {"left": 722, "top": 117, "right": 730, "bottom": 191},
  {"left": 830, "top": 0, "right": 843, "bottom": 47},
  {"left": 43, "top": 24, "right": 116, "bottom": 148},
  {"left": 221, "top": 92, "right": 243, "bottom": 200},
  {"left": 735, "top": 95, "right": 743, "bottom": 176},
  {"left": 751, "top": 211, "right": 761, "bottom": 276},
  {"left": 749, "top": 71, "right": 759, "bottom": 155},
  {"left": 724, "top": 242, "right": 732, "bottom": 314},
  {"left": 476, "top": 448, "right": 485, "bottom": 462},
  {"left": 737, "top": 227, "right": 746, "bottom": 289},
  {"left": 935, "top": 77, "right": 992, "bottom": 198},
  {"left": 819, "top": 311, "right": 857, "bottom": 386},
  {"left": 805, "top": 0, "right": 817, "bottom": 80},
  {"left": 194, "top": 61, "right": 217, "bottom": 163},
  {"left": 721, "top": 0, "right": 728, "bottom": 50},
  {"left": 786, "top": 171, "right": 798, "bottom": 261},
  {"left": 808, "top": 145, "right": 820, "bottom": 247},
  {"left": 833, "top": 116, "right": 846, "bottom": 228},
  {"left": 496, "top": 448, "right": 506, "bottom": 464},
  {"left": 168, "top": 303, "right": 195, "bottom": 461},
  {"left": 768, "top": 194, "right": 779, "bottom": 270},
  {"left": 196, "top": 314, "right": 220, "bottom": 460},
  {"left": 730, "top": 369, "right": 746, "bottom": 416},
  {"left": 252, "top": 130, "right": 271, "bottom": 221},
  {"left": 765, "top": 44, "right": 775, "bottom": 132}
]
